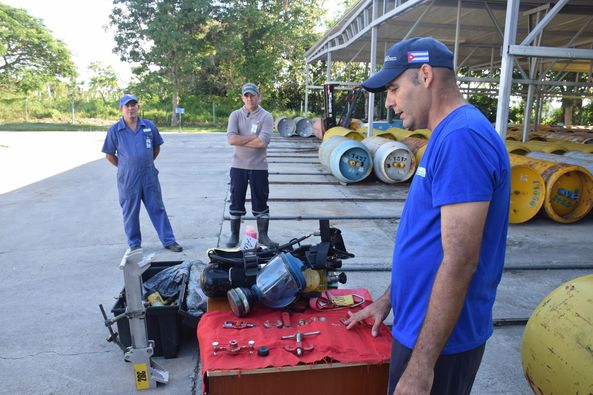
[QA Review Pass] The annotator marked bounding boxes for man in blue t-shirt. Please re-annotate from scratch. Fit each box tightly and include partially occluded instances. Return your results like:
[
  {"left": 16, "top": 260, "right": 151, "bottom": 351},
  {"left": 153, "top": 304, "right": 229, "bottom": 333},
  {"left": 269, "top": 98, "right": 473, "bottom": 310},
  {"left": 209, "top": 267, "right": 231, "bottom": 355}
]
[
  {"left": 345, "top": 38, "right": 510, "bottom": 395},
  {"left": 102, "top": 94, "right": 183, "bottom": 253}
]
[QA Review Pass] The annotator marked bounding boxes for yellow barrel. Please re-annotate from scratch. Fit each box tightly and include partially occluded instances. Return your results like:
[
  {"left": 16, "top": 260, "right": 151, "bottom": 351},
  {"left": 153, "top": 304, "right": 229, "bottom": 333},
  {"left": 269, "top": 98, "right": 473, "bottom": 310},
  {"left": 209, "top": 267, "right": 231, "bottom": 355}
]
[
  {"left": 527, "top": 151, "right": 593, "bottom": 178},
  {"left": 556, "top": 141, "right": 593, "bottom": 154},
  {"left": 505, "top": 131, "right": 521, "bottom": 141},
  {"left": 385, "top": 127, "right": 428, "bottom": 141},
  {"left": 412, "top": 129, "right": 432, "bottom": 139},
  {"left": 401, "top": 137, "right": 428, "bottom": 165},
  {"left": 522, "top": 274, "right": 593, "bottom": 394},
  {"left": 349, "top": 118, "right": 363, "bottom": 130},
  {"left": 322, "top": 126, "right": 364, "bottom": 142},
  {"left": 370, "top": 129, "right": 398, "bottom": 141},
  {"left": 542, "top": 132, "right": 593, "bottom": 144},
  {"left": 523, "top": 140, "right": 567, "bottom": 155},
  {"left": 505, "top": 141, "right": 530, "bottom": 155},
  {"left": 564, "top": 150, "right": 593, "bottom": 162},
  {"left": 509, "top": 154, "right": 593, "bottom": 223},
  {"left": 508, "top": 154, "right": 546, "bottom": 224},
  {"left": 361, "top": 136, "right": 416, "bottom": 183}
]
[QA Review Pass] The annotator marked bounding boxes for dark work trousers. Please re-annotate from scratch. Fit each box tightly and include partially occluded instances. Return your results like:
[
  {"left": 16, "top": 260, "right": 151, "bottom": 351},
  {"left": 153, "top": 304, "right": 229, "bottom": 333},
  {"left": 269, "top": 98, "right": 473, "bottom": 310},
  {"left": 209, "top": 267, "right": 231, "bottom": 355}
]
[
  {"left": 229, "top": 167, "right": 270, "bottom": 218},
  {"left": 387, "top": 337, "right": 485, "bottom": 395}
]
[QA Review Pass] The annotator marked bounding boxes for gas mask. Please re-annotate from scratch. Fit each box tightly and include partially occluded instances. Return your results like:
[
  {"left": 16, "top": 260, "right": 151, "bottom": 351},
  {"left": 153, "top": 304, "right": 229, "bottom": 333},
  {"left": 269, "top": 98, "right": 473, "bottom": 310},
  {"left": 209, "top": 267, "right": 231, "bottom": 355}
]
[{"left": 227, "top": 253, "right": 306, "bottom": 317}]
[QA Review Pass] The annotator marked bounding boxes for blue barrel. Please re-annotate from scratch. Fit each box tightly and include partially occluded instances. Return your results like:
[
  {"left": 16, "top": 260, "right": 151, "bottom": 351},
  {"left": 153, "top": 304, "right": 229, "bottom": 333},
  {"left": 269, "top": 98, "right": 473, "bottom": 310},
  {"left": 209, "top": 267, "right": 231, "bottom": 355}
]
[{"left": 319, "top": 136, "right": 372, "bottom": 183}]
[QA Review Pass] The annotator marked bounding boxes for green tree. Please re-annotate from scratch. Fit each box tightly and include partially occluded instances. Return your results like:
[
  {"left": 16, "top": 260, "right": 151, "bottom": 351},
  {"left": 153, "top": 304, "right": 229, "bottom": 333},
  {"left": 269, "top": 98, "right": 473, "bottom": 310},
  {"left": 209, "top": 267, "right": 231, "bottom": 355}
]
[
  {"left": 88, "top": 61, "right": 120, "bottom": 103},
  {"left": 109, "top": 0, "right": 218, "bottom": 126},
  {"left": 0, "top": 3, "right": 75, "bottom": 91},
  {"left": 215, "top": 0, "right": 323, "bottom": 100}
]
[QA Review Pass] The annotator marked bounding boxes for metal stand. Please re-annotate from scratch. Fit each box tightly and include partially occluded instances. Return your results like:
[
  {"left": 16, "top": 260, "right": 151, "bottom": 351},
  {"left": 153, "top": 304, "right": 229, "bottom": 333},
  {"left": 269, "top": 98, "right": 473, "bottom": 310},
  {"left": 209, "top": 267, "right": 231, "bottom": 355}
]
[{"left": 119, "top": 248, "right": 169, "bottom": 390}]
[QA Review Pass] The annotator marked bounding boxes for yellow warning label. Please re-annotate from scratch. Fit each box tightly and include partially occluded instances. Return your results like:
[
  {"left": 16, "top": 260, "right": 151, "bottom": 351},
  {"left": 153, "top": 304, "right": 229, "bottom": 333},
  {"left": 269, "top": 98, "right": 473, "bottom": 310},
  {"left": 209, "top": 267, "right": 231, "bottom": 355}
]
[
  {"left": 332, "top": 294, "right": 354, "bottom": 306},
  {"left": 134, "top": 363, "right": 150, "bottom": 390}
]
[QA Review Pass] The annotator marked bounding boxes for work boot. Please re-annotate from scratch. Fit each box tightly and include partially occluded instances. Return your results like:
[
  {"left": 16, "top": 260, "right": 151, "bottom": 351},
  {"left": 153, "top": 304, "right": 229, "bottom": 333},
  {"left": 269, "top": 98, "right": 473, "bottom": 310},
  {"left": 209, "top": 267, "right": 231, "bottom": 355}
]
[
  {"left": 225, "top": 218, "right": 241, "bottom": 248},
  {"left": 257, "top": 216, "right": 279, "bottom": 248}
]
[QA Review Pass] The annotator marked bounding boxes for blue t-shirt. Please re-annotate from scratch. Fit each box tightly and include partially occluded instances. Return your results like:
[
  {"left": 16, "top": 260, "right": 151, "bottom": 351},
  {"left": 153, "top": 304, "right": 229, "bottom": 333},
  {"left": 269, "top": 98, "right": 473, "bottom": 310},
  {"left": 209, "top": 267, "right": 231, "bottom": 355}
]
[{"left": 391, "top": 104, "right": 510, "bottom": 354}]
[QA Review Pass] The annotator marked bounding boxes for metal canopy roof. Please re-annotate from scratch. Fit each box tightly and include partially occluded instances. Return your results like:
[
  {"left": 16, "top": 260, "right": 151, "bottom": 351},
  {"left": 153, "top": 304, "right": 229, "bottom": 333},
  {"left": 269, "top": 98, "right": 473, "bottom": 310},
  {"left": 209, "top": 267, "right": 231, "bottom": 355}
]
[
  {"left": 306, "top": 0, "right": 593, "bottom": 73},
  {"left": 304, "top": 0, "right": 593, "bottom": 137}
]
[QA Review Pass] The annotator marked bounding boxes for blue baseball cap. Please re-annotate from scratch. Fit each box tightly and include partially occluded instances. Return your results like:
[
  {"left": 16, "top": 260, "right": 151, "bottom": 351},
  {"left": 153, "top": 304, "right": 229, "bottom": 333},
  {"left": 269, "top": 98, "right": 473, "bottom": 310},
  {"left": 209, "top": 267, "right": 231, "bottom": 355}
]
[
  {"left": 361, "top": 37, "right": 454, "bottom": 93},
  {"left": 242, "top": 83, "right": 259, "bottom": 96},
  {"left": 119, "top": 94, "right": 138, "bottom": 107}
]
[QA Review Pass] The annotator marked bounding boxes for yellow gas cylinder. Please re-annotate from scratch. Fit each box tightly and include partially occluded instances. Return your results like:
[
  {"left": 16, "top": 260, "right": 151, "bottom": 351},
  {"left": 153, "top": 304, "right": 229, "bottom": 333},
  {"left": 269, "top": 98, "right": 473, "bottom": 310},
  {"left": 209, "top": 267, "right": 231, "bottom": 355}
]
[
  {"left": 508, "top": 154, "right": 593, "bottom": 223},
  {"left": 508, "top": 154, "right": 546, "bottom": 224},
  {"left": 522, "top": 274, "right": 593, "bottom": 394},
  {"left": 322, "top": 126, "right": 364, "bottom": 142},
  {"left": 401, "top": 136, "right": 428, "bottom": 165},
  {"left": 556, "top": 141, "right": 593, "bottom": 154},
  {"left": 386, "top": 127, "right": 428, "bottom": 141},
  {"left": 505, "top": 141, "right": 530, "bottom": 156},
  {"left": 523, "top": 140, "right": 567, "bottom": 155},
  {"left": 370, "top": 129, "right": 398, "bottom": 141}
]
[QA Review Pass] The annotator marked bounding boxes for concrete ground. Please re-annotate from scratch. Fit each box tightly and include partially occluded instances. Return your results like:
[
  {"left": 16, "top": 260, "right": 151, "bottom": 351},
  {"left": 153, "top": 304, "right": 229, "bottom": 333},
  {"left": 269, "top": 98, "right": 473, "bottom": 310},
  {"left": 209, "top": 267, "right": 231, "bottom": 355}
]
[{"left": 0, "top": 131, "right": 591, "bottom": 394}]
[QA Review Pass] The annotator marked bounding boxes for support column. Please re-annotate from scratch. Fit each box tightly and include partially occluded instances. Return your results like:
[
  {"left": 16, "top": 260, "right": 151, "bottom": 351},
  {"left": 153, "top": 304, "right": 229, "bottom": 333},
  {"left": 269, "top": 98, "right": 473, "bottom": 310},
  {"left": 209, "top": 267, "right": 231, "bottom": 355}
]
[
  {"left": 304, "top": 61, "right": 310, "bottom": 116},
  {"left": 495, "top": 0, "right": 521, "bottom": 139},
  {"left": 367, "top": 0, "right": 378, "bottom": 138}
]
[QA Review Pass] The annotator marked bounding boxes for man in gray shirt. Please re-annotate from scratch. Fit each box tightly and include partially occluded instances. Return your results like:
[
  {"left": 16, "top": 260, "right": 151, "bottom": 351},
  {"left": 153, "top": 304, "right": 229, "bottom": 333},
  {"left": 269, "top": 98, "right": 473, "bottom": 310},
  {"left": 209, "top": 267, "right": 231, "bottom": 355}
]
[{"left": 225, "top": 83, "right": 278, "bottom": 248}]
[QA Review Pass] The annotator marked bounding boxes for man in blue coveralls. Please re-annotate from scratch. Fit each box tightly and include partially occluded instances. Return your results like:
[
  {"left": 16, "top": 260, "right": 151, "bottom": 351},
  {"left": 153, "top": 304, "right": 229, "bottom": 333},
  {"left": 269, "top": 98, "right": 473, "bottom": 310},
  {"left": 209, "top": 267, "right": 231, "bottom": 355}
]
[
  {"left": 344, "top": 38, "right": 510, "bottom": 395},
  {"left": 102, "top": 94, "right": 183, "bottom": 253}
]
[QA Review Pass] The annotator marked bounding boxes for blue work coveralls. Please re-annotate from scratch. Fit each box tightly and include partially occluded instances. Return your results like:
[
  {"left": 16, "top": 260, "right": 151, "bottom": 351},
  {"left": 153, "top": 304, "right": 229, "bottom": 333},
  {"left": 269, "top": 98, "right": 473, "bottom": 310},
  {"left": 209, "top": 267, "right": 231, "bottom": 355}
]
[{"left": 102, "top": 118, "right": 176, "bottom": 248}]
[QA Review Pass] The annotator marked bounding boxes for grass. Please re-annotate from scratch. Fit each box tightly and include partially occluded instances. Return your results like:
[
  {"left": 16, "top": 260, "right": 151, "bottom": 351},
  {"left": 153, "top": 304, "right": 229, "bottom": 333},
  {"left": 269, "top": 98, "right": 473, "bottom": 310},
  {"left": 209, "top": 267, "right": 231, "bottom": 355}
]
[{"left": 0, "top": 121, "right": 226, "bottom": 133}]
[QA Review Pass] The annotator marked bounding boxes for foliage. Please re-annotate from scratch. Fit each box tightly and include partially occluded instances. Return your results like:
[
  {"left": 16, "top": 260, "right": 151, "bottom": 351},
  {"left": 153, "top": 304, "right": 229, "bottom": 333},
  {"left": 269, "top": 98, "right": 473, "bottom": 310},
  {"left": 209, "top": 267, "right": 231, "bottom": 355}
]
[
  {"left": 0, "top": 3, "right": 75, "bottom": 93},
  {"left": 109, "top": 0, "right": 219, "bottom": 125},
  {"left": 468, "top": 95, "right": 498, "bottom": 123},
  {"left": 88, "top": 62, "right": 120, "bottom": 103}
]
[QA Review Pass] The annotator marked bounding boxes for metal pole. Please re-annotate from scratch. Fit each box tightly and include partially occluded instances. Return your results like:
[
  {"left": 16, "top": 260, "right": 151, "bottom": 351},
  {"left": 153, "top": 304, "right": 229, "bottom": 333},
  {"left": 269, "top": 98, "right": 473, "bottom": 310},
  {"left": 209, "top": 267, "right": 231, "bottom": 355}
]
[
  {"left": 119, "top": 249, "right": 168, "bottom": 389},
  {"left": 367, "top": 0, "right": 378, "bottom": 138},
  {"left": 304, "top": 61, "right": 310, "bottom": 116},
  {"left": 522, "top": 84, "right": 535, "bottom": 142},
  {"left": 326, "top": 52, "right": 332, "bottom": 82},
  {"left": 495, "top": 0, "right": 521, "bottom": 138},
  {"left": 453, "top": 0, "right": 462, "bottom": 70}
]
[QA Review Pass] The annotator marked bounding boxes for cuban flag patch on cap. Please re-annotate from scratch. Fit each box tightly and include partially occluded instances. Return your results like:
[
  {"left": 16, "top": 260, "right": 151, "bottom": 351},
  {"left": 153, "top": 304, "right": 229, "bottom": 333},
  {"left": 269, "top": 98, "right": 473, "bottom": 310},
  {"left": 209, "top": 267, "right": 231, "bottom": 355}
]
[{"left": 408, "top": 50, "right": 429, "bottom": 63}]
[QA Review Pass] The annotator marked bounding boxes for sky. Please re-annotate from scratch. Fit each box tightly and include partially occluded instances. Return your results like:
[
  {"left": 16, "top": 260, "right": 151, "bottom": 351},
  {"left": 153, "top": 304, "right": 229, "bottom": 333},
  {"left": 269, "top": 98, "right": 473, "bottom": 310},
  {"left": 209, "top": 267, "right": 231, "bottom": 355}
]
[
  {"left": 3, "top": 0, "right": 133, "bottom": 86},
  {"left": 3, "top": 0, "right": 343, "bottom": 89}
]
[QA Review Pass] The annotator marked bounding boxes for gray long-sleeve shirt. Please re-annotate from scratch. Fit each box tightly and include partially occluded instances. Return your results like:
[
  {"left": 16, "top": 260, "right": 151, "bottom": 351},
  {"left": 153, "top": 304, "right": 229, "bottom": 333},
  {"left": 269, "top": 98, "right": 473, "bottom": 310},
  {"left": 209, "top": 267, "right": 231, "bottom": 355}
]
[{"left": 226, "top": 105, "right": 273, "bottom": 170}]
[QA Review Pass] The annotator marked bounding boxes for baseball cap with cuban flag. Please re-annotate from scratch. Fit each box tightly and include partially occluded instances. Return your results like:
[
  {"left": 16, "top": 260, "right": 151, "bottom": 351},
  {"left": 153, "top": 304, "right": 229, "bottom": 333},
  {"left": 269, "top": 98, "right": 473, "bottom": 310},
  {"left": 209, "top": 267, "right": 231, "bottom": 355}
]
[{"left": 361, "top": 37, "right": 454, "bottom": 93}]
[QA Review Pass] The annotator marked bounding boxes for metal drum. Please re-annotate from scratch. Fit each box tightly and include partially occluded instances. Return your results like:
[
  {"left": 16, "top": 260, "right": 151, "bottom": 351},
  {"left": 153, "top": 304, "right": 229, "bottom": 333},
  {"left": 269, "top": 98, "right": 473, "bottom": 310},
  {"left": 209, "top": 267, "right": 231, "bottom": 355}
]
[
  {"left": 362, "top": 136, "right": 415, "bottom": 183},
  {"left": 523, "top": 140, "right": 567, "bottom": 155},
  {"left": 522, "top": 274, "right": 593, "bottom": 394},
  {"left": 509, "top": 154, "right": 593, "bottom": 223},
  {"left": 508, "top": 154, "right": 546, "bottom": 224},
  {"left": 401, "top": 137, "right": 428, "bottom": 165},
  {"left": 557, "top": 141, "right": 593, "bottom": 154},
  {"left": 323, "top": 126, "right": 364, "bottom": 142},
  {"left": 294, "top": 117, "right": 313, "bottom": 137},
  {"left": 385, "top": 127, "right": 428, "bottom": 141},
  {"left": 319, "top": 136, "right": 372, "bottom": 183},
  {"left": 275, "top": 117, "right": 296, "bottom": 137},
  {"left": 505, "top": 140, "right": 530, "bottom": 155},
  {"left": 563, "top": 150, "right": 593, "bottom": 162},
  {"left": 527, "top": 151, "right": 593, "bottom": 176}
]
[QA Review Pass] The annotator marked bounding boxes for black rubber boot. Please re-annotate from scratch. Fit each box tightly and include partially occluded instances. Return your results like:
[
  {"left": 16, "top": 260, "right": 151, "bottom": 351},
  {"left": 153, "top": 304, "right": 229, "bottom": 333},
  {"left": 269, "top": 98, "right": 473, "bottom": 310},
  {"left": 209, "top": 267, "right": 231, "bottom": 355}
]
[
  {"left": 257, "top": 216, "right": 279, "bottom": 248},
  {"left": 225, "top": 218, "right": 241, "bottom": 248}
]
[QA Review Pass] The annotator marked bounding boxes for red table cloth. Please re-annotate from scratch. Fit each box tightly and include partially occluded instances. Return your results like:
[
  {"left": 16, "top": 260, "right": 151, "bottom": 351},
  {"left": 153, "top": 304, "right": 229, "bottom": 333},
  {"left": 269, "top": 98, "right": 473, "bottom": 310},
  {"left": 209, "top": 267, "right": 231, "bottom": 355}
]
[{"left": 198, "top": 288, "right": 392, "bottom": 372}]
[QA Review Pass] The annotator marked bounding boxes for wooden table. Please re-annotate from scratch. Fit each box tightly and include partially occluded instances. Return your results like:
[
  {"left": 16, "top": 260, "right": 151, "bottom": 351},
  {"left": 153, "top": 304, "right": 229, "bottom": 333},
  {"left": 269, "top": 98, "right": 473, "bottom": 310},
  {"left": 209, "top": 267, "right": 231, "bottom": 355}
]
[{"left": 201, "top": 297, "right": 390, "bottom": 395}]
